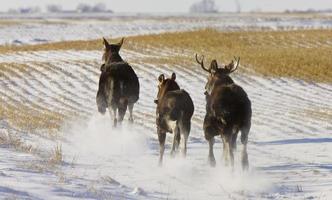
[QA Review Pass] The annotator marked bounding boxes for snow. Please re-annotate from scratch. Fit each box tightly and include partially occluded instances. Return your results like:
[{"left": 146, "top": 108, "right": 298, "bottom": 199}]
[
  {"left": 0, "top": 13, "right": 331, "bottom": 45},
  {"left": 0, "top": 14, "right": 332, "bottom": 199}
]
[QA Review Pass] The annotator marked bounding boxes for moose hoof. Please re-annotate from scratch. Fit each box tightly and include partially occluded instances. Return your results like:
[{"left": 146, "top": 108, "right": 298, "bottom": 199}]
[
  {"left": 208, "top": 157, "right": 216, "bottom": 167},
  {"left": 129, "top": 117, "right": 134, "bottom": 124},
  {"left": 242, "top": 161, "right": 249, "bottom": 171},
  {"left": 242, "top": 154, "right": 249, "bottom": 171},
  {"left": 181, "top": 152, "right": 187, "bottom": 158}
]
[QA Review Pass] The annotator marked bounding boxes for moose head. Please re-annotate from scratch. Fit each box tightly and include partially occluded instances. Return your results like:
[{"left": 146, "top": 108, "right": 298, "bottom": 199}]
[
  {"left": 154, "top": 73, "right": 179, "bottom": 104},
  {"left": 195, "top": 54, "right": 240, "bottom": 95},
  {"left": 102, "top": 37, "right": 124, "bottom": 64}
]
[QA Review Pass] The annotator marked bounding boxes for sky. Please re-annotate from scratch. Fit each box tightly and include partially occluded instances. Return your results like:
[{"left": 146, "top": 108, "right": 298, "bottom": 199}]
[{"left": 0, "top": 0, "right": 332, "bottom": 13}]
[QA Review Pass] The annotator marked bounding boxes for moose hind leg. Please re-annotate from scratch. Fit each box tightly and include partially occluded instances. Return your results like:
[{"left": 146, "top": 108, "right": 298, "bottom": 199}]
[
  {"left": 128, "top": 103, "right": 134, "bottom": 123},
  {"left": 222, "top": 127, "right": 235, "bottom": 168},
  {"left": 117, "top": 99, "right": 128, "bottom": 125},
  {"left": 158, "top": 129, "right": 166, "bottom": 166},
  {"left": 204, "top": 115, "right": 218, "bottom": 167},
  {"left": 231, "top": 132, "right": 238, "bottom": 151},
  {"left": 179, "top": 120, "right": 190, "bottom": 157},
  {"left": 110, "top": 107, "right": 117, "bottom": 127},
  {"left": 221, "top": 137, "right": 229, "bottom": 166},
  {"left": 241, "top": 125, "right": 250, "bottom": 171},
  {"left": 170, "top": 121, "right": 179, "bottom": 157},
  {"left": 222, "top": 138, "right": 234, "bottom": 168},
  {"left": 176, "top": 127, "right": 181, "bottom": 151},
  {"left": 229, "top": 137, "right": 235, "bottom": 169},
  {"left": 208, "top": 137, "right": 216, "bottom": 167}
]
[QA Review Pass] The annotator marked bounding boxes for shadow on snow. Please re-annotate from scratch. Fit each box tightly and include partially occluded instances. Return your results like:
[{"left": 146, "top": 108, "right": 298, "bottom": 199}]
[
  {"left": 254, "top": 138, "right": 332, "bottom": 146},
  {"left": 257, "top": 163, "right": 332, "bottom": 171}
]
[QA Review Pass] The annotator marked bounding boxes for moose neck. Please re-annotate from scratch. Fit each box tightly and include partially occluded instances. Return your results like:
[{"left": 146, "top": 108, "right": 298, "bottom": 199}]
[
  {"left": 206, "top": 75, "right": 234, "bottom": 95},
  {"left": 215, "top": 74, "right": 234, "bottom": 86},
  {"left": 107, "top": 52, "right": 123, "bottom": 64}
]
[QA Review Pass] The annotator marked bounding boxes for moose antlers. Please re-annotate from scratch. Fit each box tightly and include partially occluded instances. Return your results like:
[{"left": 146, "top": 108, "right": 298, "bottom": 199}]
[
  {"left": 195, "top": 54, "right": 240, "bottom": 73},
  {"left": 226, "top": 56, "right": 240, "bottom": 73},
  {"left": 195, "top": 54, "right": 210, "bottom": 73}
]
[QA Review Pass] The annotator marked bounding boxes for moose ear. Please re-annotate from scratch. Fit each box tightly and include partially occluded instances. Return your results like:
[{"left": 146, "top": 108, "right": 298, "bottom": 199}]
[
  {"left": 210, "top": 60, "right": 218, "bottom": 72},
  {"left": 158, "top": 74, "right": 165, "bottom": 83},
  {"left": 103, "top": 37, "right": 110, "bottom": 49},
  {"left": 225, "top": 60, "right": 235, "bottom": 72},
  {"left": 171, "top": 72, "right": 176, "bottom": 80},
  {"left": 118, "top": 37, "right": 124, "bottom": 48},
  {"left": 100, "top": 64, "right": 106, "bottom": 72}
]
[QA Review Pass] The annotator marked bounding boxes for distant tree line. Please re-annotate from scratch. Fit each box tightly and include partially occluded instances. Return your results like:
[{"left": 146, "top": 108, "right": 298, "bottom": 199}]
[
  {"left": 7, "top": 3, "right": 113, "bottom": 14},
  {"left": 8, "top": 7, "right": 41, "bottom": 14},
  {"left": 75, "top": 3, "right": 110, "bottom": 13}
]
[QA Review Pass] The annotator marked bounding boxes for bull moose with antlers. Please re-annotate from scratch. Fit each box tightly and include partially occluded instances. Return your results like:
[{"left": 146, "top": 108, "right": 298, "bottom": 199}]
[
  {"left": 154, "top": 73, "right": 194, "bottom": 165},
  {"left": 96, "top": 38, "right": 140, "bottom": 127},
  {"left": 196, "top": 54, "right": 252, "bottom": 170}
]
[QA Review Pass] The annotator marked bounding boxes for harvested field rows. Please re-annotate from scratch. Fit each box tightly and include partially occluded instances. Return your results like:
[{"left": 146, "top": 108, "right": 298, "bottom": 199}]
[{"left": 0, "top": 43, "right": 331, "bottom": 199}]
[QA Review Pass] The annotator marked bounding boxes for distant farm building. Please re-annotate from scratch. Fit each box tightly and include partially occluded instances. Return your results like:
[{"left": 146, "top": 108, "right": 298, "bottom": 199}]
[{"left": 189, "top": 0, "right": 218, "bottom": 13}]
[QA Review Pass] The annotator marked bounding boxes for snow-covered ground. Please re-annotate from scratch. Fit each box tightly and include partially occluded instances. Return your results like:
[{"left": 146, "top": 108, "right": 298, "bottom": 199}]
[
  {"left": 0, "top": 47, "right": 331, "bottom": 199},
  {"left": 0, "top": 13, "right": 332, "bottom": 45},
  {"left": 0, "top": 14, "right": 332, "bottom": 199}
]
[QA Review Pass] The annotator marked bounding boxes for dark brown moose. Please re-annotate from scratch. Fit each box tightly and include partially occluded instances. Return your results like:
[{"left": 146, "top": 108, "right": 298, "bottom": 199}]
[
  {"left": 154, "top": 73, "right": 194, "bottom": 165},
  {"left": 96, "top": 38, "right": 139, "bottom": 127},
  {"left": 196, "top": 54, "right": 252, "bottom": 170}
]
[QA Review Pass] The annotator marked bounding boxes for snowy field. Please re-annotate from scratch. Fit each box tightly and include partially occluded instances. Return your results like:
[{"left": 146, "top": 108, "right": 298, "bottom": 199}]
[
  {"left": 0, "top": 14, "right": 332, "bottom": 199},
  {"left": 0, "top": 13, "right": 332, "bottom": 45}
]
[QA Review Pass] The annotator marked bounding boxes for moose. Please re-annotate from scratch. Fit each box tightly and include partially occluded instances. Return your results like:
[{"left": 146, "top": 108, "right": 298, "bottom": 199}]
[
  {"left": 196, "top": 54, "right": 252, "bottom": 170},
  {"left": 154, "top": 73, "right": 194, "bottom": 165},
  {"left": 96, "top": 37, "right": 140, "bottom": 127}
]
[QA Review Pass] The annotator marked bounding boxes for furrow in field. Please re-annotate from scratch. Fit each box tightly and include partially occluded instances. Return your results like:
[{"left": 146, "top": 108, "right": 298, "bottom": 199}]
[
  {"left": 1, "top": 67, "right": 69, "bottom": 113},
  {"left": 36, "top": 61, "right": 96, "bottom": 104},
  {"left": 2, "top": 65, "right": 74, "bottom": 114},
  {"left": 24, "top": 63, "right": 90, "bottom": 113},
  {"left": 25, "top": 63, "right": 91, "bottom": 111}
]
